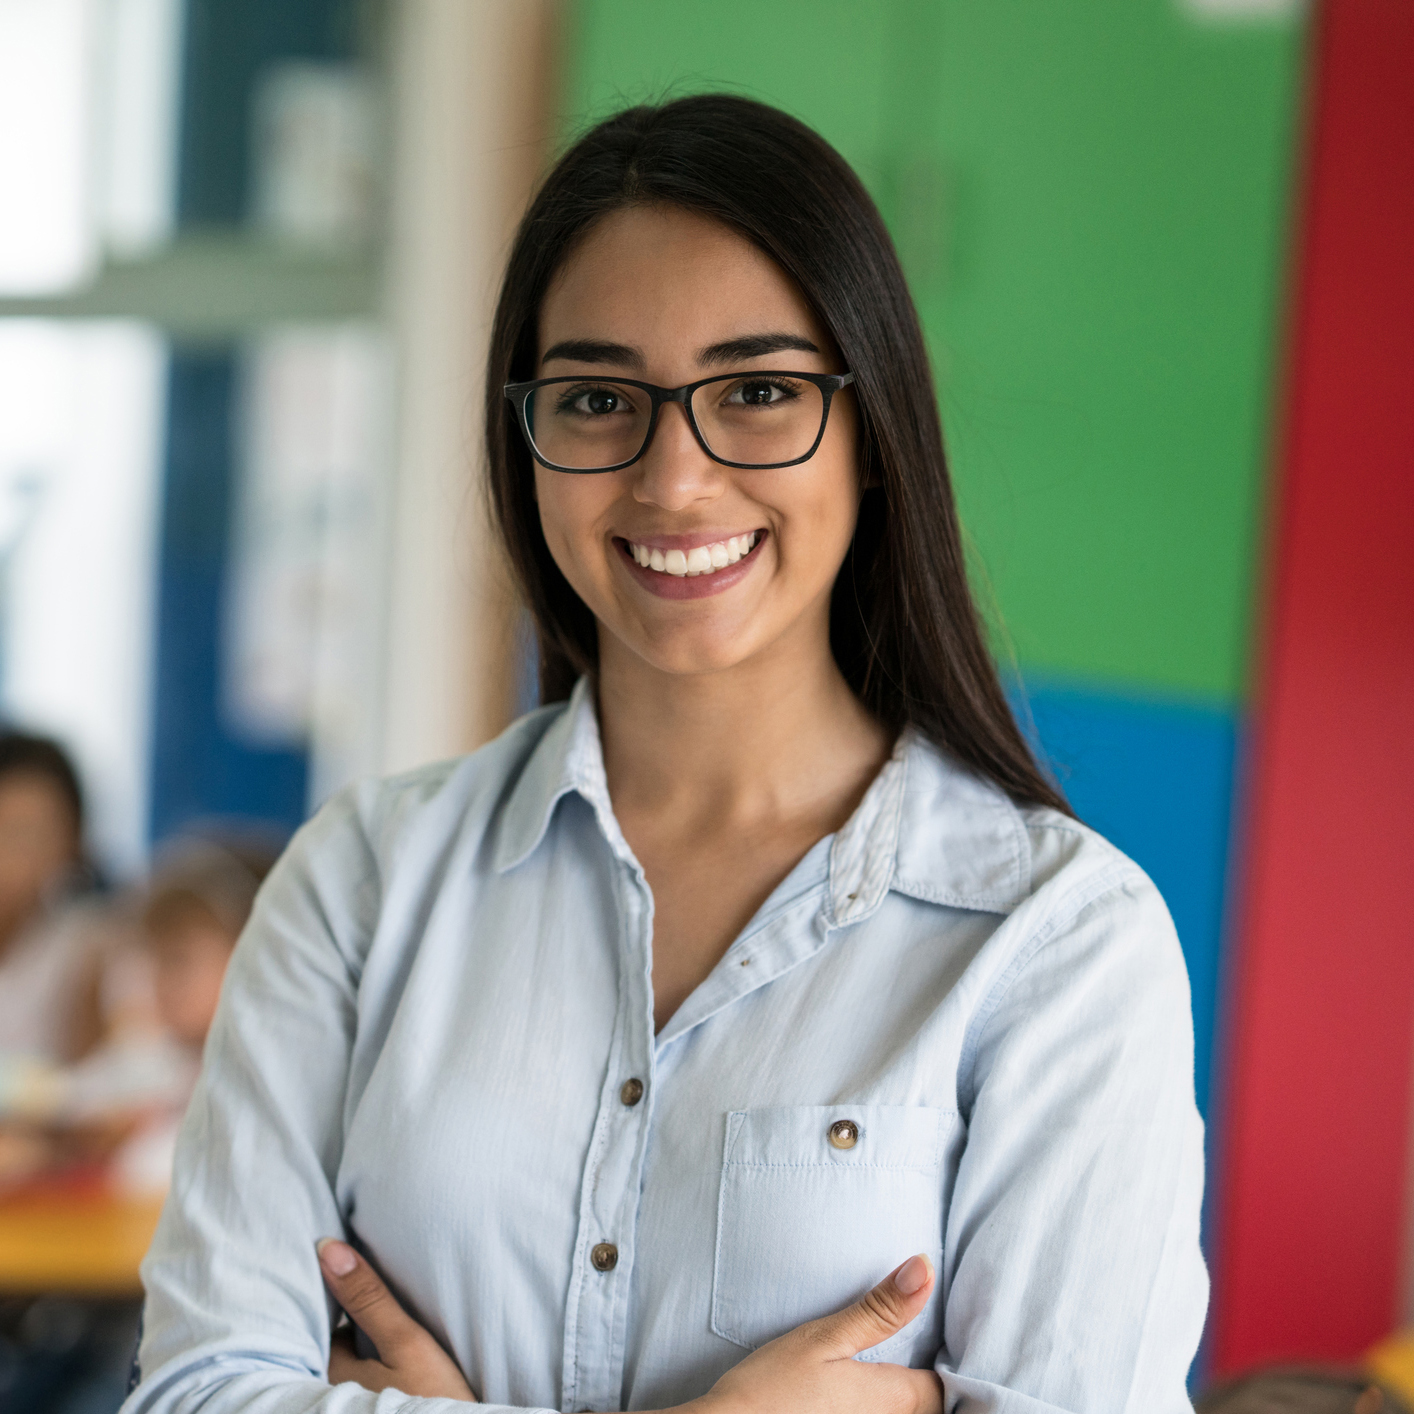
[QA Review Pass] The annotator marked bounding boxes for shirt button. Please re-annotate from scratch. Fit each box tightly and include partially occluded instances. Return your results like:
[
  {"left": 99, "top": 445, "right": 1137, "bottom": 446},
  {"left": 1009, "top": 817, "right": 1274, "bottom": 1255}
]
[
  {"left": 828, "top": 1119, "right": 859, "bottom": 1150},
  {"left": 590, "top": 1242, "right": 619, "bottom": 1272},
  {"left": 620, "top": 1078, "right": 644, "bottom": 1107}
]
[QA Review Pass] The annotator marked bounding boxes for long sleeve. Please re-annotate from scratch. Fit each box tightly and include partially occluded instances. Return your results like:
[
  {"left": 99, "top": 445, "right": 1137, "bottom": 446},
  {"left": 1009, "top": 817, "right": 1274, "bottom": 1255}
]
[
  {"left": 937, "top": 866, "right": 1208, "bottom": 1413},
  {"left": 123, "top": 789, "right": 551, "bottom": 1414}
]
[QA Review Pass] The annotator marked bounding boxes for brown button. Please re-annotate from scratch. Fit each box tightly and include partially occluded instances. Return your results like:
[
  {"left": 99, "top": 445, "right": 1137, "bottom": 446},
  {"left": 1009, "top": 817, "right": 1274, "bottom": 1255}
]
[
  {"left": 828, "top": 1119, "right": 859, "bottom": 1150},
  {"left": 620, "top": 1078, "right": 644, "bottom": 1107},
  {"left": 590, "top": 1242, "right": 618, "bottom": 1272}
]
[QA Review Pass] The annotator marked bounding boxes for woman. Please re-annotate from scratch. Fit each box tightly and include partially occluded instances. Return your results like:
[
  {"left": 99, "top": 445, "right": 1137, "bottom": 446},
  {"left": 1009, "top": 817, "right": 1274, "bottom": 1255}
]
[{"left": 125, "top": 96, "right": 1206, "bottom": 1414}]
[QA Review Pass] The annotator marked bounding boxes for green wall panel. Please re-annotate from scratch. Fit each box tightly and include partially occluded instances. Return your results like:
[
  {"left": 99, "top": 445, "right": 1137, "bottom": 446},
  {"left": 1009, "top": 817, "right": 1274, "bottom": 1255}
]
[
  {"left": 566, "top": 1, "right": 898, "bottom": 186},
  {"left": 563, "top": 0, "right": 1303, "bottom": 702}
]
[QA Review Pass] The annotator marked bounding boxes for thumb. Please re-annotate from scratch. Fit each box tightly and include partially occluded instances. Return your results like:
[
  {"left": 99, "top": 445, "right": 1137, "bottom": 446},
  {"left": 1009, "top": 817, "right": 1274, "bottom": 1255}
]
[
  {"left": 811, "top": 1254, "right": 935, "bottom": 1358},
  {"left": 317, "top": 1239, "right": 423, "bottom": 1361}
]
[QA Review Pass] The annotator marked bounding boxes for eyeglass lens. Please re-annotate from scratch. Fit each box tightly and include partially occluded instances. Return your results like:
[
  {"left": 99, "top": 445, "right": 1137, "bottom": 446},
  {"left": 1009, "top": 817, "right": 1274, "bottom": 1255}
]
[{"left": 524, "top": 373, "right": 828, "bottom": 470}]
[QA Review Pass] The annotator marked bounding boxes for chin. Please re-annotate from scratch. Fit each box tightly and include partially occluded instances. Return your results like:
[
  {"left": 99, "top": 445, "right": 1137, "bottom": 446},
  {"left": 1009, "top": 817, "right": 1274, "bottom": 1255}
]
[{"left": 631, "top": 629, "right": 762, "bottom": 679}]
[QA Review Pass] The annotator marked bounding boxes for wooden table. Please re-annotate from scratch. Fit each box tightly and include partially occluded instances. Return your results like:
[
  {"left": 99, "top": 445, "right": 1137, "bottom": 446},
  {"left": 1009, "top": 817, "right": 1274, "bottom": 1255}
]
[{"left": 0, "top": 1172, "right": 163, "bottom": 1296}]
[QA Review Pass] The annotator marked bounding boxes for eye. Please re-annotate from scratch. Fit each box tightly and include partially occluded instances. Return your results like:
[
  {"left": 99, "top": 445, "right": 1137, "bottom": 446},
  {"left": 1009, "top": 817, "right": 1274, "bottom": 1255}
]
[
  {"left": 582, "top": 388, "right": 621, "bottom": 415},
  {"left": 725, "top": 378, "right": 801, "bottom": 407},
  {"left": 554, "top": 384, "right": 637, "bottom": 416}
]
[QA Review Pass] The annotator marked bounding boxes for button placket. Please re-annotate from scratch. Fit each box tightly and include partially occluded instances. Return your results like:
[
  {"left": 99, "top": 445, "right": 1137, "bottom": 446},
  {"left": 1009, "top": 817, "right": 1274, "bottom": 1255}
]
[{"left": 561, "top": 859, "right": 656, "bottom": 1414}]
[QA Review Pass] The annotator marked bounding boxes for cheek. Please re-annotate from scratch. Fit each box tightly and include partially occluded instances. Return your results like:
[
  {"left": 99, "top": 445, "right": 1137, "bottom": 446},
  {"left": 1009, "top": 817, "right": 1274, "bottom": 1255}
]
[
  {"left": 778, "top": 455, "right": 862, "bottom": 574},
  {"left": 154, "top": 968, "right": 184, "bottom": 1019},
  {"left": 535, "top": 469, "right": 620, "bottom": 584},
  {"left": 199, "top": 956, "right": 229, "bottom": 1005},
  {"left": 535, "top": 467, "right": 580, "bottom": 555}
]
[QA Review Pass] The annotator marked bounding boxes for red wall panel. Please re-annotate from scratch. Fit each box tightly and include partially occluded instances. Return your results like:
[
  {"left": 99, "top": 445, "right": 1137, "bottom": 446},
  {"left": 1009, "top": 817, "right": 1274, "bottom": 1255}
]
[{"left": 1213, "top": 0, "right": 1414, "bottom": 1371}]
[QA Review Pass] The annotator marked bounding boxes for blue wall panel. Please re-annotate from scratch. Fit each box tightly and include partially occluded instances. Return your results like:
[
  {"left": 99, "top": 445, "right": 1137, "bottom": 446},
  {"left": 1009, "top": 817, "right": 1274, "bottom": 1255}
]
[
  {"left": 146, "top": 0, "right": 363, "bottom": 843},
  {"left": 1016, "top": 681, "right": 1238, "bottom": 1121},
  {"left": 148, "top": 353, "right": 309, "bottom": 843}
]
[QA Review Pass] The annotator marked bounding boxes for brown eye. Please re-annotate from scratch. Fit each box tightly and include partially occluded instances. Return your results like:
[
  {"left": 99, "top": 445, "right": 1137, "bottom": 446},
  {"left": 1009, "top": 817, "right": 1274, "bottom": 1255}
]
[
  {"left": 724, "top": 378, "right": 801, "bottom": 409},
  {"left": 552, "top": 384, "right": 638, "bottom": 418}
]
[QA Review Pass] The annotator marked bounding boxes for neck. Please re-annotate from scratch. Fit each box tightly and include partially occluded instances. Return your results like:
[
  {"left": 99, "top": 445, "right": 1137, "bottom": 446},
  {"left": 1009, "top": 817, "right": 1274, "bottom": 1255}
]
[{"left": 597, "top": 611, "right": 890, "bottom": 828}]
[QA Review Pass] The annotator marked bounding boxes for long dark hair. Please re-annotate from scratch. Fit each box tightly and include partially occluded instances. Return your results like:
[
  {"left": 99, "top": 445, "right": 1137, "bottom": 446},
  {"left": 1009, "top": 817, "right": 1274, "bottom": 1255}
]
[{"left": 485, "top": 94, "right": 1069, "bottom": 815}]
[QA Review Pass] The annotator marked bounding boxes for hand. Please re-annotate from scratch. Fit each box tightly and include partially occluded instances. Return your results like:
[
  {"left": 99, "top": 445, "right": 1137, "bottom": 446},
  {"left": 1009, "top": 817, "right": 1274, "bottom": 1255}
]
[
  {"left": 692, "top": 1254, "right": 943, "bottom": 1414},
  {"left": 317, "top": 1238, "right": 478, "bottom": 1402},
  {"left": 315, "top": 1239, "right": 940, "bottom": 1414}
]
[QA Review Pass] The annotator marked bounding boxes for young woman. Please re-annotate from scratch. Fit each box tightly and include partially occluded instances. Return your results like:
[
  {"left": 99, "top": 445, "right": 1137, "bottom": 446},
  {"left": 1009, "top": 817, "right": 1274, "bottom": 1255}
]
[{"left": 125, "top": 96, "right": 1206, "bottom": 1414}]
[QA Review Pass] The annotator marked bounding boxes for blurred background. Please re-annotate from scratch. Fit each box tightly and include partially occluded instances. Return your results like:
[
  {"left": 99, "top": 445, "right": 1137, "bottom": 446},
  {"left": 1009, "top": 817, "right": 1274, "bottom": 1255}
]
[{"left": 0, "top": 0, "right": 1409, "bottom": 1410}]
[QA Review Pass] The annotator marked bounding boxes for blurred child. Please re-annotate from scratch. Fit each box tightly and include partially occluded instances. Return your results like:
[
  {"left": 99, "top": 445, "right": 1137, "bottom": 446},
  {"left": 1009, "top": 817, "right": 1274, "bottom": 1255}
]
[
  {"left": 141, "top": 838, "right": 274, "bottom": 1048},
  {"left": 0, "top": 731, "right": 122, "bottom": 1187},
  {"left": 0, "top": 832, "right": 276, "bottom": 1194},
  {"left": 101, "top": 836, "right": 276, "bottom": 1193},
  {"left": 0, "top": 731, "right": 103, "bottom": 1065}
]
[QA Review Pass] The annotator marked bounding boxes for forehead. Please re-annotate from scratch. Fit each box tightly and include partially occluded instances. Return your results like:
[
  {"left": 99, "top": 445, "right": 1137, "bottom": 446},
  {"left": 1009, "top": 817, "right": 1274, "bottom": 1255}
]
[
  {"left": 538, "top": 205, "right": 826, "bottom": 354},
  {"left": 0, "top": 771, "right": 74, "bottom": 817}
]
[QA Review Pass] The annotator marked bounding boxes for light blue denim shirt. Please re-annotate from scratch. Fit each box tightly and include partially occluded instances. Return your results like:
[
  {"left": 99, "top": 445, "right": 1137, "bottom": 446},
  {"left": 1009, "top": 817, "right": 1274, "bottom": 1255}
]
[{"left": 126, "top": 679, "right": 1206, "bottom": 1414}]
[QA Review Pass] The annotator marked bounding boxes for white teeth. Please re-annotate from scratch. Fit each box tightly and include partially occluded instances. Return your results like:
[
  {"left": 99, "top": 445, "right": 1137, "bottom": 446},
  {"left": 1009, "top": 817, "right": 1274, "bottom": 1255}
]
[{"left": 628, "top": 533, "right": 762, "bottom": 577}]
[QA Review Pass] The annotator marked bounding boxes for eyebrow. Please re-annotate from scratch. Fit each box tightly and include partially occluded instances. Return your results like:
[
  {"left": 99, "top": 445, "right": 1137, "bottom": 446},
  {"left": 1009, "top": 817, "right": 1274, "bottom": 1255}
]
[
  {"left": 696, "top": 332, "right": 820, "bottom": 367},
  {"left": 539, "top": 330, "right": 821, "bottom": 373},
  {"left": 541, "top": 339, "right": 645, "bottom": 370}
]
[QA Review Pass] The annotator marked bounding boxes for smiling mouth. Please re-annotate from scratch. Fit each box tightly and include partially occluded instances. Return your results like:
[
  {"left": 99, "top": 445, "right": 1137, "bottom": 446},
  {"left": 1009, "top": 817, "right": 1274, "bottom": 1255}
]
[{"left": 621, "top": 532, "right": 763, "bottom": 578}]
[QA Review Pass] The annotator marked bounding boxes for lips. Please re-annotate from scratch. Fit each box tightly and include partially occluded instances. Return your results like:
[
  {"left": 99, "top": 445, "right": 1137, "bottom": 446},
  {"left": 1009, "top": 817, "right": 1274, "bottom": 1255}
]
[{"left": 615, "top": 530, "right": 767, "bottom": 600}]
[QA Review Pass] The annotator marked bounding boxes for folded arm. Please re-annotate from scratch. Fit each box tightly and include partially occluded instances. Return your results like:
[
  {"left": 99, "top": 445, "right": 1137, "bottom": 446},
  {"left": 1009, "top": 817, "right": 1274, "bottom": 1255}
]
[
  {"left": 938, "top": 867, "right": 1209, "bottom": 1413},
  {"left": 126, "top": 791, "right": 464, "bottom": 1414}
]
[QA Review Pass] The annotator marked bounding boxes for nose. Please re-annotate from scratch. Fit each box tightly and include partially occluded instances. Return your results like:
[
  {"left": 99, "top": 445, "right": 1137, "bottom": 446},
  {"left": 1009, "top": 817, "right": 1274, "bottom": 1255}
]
[{"left": 631, "top": 400, "right": 725, "bottom": 513}]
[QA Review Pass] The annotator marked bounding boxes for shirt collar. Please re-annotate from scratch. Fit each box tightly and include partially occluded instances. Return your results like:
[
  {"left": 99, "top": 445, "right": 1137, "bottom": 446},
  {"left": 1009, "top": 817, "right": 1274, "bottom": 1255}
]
[
  {"left": 493, "top": 677, "right": 633, "bottom": 875},
  {"left": 494, "top": 678, "right": 1031, "bottom": 917},
  {"left": 884, "top": 729, "right": 1033, "bottom": 915},
  {"left": 824, "top": 727, "right": 1031, "bottom": 924}
]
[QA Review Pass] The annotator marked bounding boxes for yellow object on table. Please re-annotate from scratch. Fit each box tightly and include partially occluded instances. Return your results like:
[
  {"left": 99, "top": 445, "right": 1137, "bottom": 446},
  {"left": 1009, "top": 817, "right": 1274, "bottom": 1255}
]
[
  {"left": 0, "top": 1182, "right": 163, "bottom": 1295},
  {"left": 1368, "top": 1329, "right": 1414, "bottom": 1407}
]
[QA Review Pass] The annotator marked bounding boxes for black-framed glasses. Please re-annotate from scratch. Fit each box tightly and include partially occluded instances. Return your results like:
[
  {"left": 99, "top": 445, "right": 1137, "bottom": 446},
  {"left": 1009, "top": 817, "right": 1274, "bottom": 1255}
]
[{"left": 503, "top": 369, "right": 855, "bottom": 473}]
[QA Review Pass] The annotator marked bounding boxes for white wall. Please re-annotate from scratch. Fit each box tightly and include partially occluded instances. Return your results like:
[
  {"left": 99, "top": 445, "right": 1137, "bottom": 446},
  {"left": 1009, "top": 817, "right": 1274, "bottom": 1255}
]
[
  {"left": 0, "top": 0, "right": 176, "bottom": 875},
  {"left": 227, "top": 325, "right": 395, "bottom": 811},
  {"left": 0, "top": 321, "right": 165, "bottom": 879},
  {"left": 378, "top": 0, "right": 557, "bottom": 774}
]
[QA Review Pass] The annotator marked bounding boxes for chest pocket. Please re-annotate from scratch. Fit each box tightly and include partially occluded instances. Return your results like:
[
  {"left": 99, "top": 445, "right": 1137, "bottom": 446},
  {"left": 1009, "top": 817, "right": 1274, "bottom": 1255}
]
[{"left": 711, "top": 1104, "right": 952, "bottom": 1364}]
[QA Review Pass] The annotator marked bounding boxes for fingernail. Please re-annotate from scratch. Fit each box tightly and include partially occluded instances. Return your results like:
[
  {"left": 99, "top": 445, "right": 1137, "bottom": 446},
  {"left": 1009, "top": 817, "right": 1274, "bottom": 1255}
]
[
  {"left": 317, "top": 1238, "right": 357, "bottom": 1276},
  {"left": 895, "top": 1253, "right": 932, "bottom": 1295}
]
